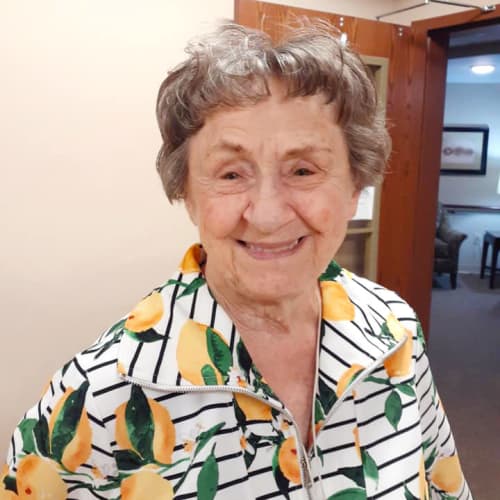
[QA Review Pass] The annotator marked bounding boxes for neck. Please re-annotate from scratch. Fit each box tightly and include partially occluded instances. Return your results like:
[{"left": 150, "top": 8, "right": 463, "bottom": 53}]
[{"left": 206, "top": 272, "right": 320, "bottom": 337}]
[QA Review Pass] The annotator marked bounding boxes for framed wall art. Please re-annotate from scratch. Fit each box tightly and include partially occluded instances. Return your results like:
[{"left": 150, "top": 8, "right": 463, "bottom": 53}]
[{"left": 440, "top": 125, "right": 489, "bottom": 175}]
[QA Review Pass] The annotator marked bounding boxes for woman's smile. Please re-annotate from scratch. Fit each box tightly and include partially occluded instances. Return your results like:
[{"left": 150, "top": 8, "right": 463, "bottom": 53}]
[{"left": 236, "top": 236, "right": 306, "bottom": 260}]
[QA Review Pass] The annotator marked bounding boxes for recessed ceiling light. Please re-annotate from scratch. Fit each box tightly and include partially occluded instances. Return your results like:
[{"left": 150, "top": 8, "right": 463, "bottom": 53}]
[{"left": 470, "top": 64, "right": 495, "bottom": 75}]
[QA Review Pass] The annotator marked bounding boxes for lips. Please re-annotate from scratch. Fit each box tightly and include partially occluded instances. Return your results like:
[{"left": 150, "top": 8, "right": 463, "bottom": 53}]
[{"left": 237, "top": 237, "right": 305, "bottom": 258}]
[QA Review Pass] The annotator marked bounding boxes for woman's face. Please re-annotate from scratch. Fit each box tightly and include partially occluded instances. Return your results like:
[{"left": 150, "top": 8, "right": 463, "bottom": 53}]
[{"left": 185, "top": 82, "right": 360, "bottom": 303}]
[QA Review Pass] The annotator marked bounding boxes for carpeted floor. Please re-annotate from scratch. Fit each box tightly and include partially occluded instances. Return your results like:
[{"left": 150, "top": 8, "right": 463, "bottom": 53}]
[{"left": 429, "top": 273, "right": 500, "bottom": 500}]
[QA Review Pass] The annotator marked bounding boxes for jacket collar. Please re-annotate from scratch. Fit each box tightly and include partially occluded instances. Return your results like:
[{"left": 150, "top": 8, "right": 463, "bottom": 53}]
[{"left": 116, "top": 244, "right": 405, "bottom": 406}]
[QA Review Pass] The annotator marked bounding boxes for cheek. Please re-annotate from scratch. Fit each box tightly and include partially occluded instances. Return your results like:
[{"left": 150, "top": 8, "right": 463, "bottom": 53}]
[{"left": 198, "top": 197, "right": 246, "bottom": 239}]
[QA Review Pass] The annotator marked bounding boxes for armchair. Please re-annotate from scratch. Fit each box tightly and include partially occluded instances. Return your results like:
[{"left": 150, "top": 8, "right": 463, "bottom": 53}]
[{"left": 434, "top": 203, "right": 467, "bottom": 289}]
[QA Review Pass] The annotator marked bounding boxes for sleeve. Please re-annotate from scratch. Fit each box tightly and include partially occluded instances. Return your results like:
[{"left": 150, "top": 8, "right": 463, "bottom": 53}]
[
  {"left": 414, "top": 323, "right": 473, "bottom": 500},
  {"left": 1, "top": 357, "right": 120, "bottom": 500}
]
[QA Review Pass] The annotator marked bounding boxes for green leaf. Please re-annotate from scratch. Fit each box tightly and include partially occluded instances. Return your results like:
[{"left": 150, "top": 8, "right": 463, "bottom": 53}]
[
  {"left": 2, "top": 474, "right": 17, "bottom": 494},
  {"left": 396, "top": 382, "right": 416, "bottom": 398},
  {"left": 206, "top": 327, "right": 232, "bottom": 379},
  {"left": 197, "top": 444, "right": 218, "bottom": 500},
  {"left": 365, "top": 375, "right": 391, "bottom": 386},
  {"left": 178, "top": 277, "right": 206, "bottom": 299},
  {"left": 327, "top": 488, "right": 366, "bottom": 500},
  {"left": 417, "top": 322, "right": 427, "bottom": 347},
  {"left": 125, "top": 385, "right": 154, "bottom": 461},
  {"left": 314, "top": 399, "right": 325, "bottom": 424},
  {"left": 194, "top": 422, "right": 225, "bottom": 457},
  {"left": 114, "top": 449, "right": 144, "bottom": 470},
  {"left": 106, "top": 318, "right": 126, "bottom": 338},
  {"left": 318, "top": 377, "right": 337, "bottom": 414},
  {"left": 18, "top": 419, "right": 38, "bottom": 454},
  {"left": 337, "top": 466, "right": 365, "bottom": 487},
  {"left": 425, "top": 447, "right": 438, "bottom": 470},
  {"left": 124, "top": 328, "right": 164, "bottom": 343},
  {"left": 244, "top": 449, "right": 256, "bottom": 468},
  {"left": 404, "top": 484, "right": 419, "bottom": 500},
  {"left": 201, "top": 364, "right": 218, "bottom": 386},
  {"left": 385, "top": 390, "right": 402, "bottom": 430},
  {"left": 272, "top": 442, "right": 290, "bottom": 500},
  {"left": 51, "top": 381, "right": 89, "bottom": 463},
  {"left": 319, "top": 261, "right": 343, "bottom": 281},
  {"left": 34, "top": 416, "right": 49, "bottom": 457},
  {"left": 237, "top": 340, "right": 253, "bottom": 380},
  {"left": 362, "top": 449, "right": 379, "bottom": 485}
]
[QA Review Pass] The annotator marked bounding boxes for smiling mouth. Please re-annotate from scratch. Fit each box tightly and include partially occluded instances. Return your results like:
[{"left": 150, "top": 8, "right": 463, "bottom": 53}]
[{"left": 237, "top": 237, "right": 305, "bottom": 258}]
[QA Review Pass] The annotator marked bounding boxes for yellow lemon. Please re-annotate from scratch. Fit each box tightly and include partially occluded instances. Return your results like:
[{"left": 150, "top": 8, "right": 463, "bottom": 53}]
[
  {"left": 121, "top": 470, "right": 173, "bottom": 500},
  {"left": 430, "top": 455, "right": 464, "bottom": 493},
  {"left": 337, "top": 364, "right": 364, "bottom": 397},
  {"left": 176, "top": 320, "right": 227, "bottom": 385},
  {"left": 48, "top": 388, "right": 92, "bottom": 472},
  {"left": 125, "top": 292, "right": 164, "bottom": 332},
  {"left": 278, "top": 437, "right": 301, "bottom": 484},
  {"left": 386, "top": 313, "right": 406, "bottom": 341},
  {"left": 419, "top": 454, "right": 429, "bottom": 500},
  {"left": 16, "top": 455, "right": 67, "bottom": 499},
  {"left": 234, "top": 393, "right": 272, "bottom": 421},
  {"left": 179, "top": 244, "right": 204, "bottom": 274},
  {"left": 384, "top": 329, "right": 413, "bottom": 377},
  {"left": 115, "top": 399, "right": 175, "bottom": 464},
  {"left": 320, "top": 281, "right": 355, "bottom": 321}
]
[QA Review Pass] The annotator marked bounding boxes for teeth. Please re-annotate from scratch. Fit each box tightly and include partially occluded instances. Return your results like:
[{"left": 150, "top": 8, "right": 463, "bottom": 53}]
[{"left": 246, "top": 239, "right": 300, "bottom": 253}]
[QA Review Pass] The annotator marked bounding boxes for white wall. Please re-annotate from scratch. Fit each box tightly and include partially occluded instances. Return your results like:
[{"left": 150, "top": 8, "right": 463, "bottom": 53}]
[{"left": 439, "top": 83, "right": 500, "bottom": 273}]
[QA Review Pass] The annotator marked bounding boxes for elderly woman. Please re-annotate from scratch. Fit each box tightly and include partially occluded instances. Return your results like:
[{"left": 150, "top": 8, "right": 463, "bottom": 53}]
[{"left": 2, "top": 21, "right": 470, "bottom": 500}]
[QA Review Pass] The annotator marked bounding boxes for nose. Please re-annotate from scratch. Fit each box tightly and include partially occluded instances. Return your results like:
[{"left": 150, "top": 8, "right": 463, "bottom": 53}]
[{"left": 242, "top": 176, "right": 295, "bottom": 234}]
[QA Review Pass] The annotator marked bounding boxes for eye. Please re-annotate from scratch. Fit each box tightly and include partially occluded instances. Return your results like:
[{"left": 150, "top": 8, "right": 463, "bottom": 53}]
[
  {"left": 221, "top": 171, "right": 240, "bottom": 180},
  {"left": 294, "top": 167, "right": 314, "bottom": 176}
]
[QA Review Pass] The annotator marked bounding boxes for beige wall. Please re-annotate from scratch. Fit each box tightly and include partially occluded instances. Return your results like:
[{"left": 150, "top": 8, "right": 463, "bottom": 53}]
[
  {"left": 0, "top": 0, "right": 232, "bottom": 453},
  {"left": 0, "top": 0, "right": 491, "bottom": 453}
]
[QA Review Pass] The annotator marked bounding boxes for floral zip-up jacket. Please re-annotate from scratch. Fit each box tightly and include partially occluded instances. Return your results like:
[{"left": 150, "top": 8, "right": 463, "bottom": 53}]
[{"left": 2, "top": 244, "right": 471, "bottom": 499}]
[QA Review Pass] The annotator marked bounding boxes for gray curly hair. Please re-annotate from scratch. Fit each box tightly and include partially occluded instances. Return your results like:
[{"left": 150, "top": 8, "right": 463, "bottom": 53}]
[{"left": 156, "top": 20, "right": 391, "bottom": 202}]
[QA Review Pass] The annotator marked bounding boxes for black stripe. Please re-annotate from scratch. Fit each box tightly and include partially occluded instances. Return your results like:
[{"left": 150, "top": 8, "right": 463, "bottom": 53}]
[
  {"left": 87, "top": 358, "right": 117, "bottom": 373},
  {"left": 87, "top": 412, "right": 106, "bottom": 428},
  {"left": 72, "top": 356, "right": 87, "bottom": 379},
  {"left": 91, "top": 443, "right": 114, "bottom": 457},
  {"left": 210, "top": 299, "right": 217, "bottom": 328},
  {"left": 323, "top": 321, "right": 376, "bottom": 360},
  {"left": 352, "top": 277, "right": 392, "bottom": 309},
  {"left": 322, "top": 416, "right": 357, "bottom": 431},
  {"left": 92, "top": 380, "right": 129, "bottom": 397},
  {"left": 321, "top": 344, "right": 351, "bottom": 369},
  {"left": 172, "top": 401, "right": 234, "bottom": 425},
  {"left": 49, "top": 380, "right": 55, "bottom": 396},
  {"left": 368, "top": 304, "right": 386, "bottom": 322},
  {"left": 439, "top": 428, "right": 452, "bottom": 449},
  {"left": 152, "top": 274, "right": 182, "bottom": 383},
  {"left": 229, "top": 323, "right": 236, "bottom": 354},
  {"left": 358, "top": 398, "right": 417, "bottom": 427},
  {"left": 364, "top": 420, "right": 421, "bottom": 450},
  {"left": 321, "top": 440, "right": 356, "bottom": 455},
  {"left": 127, "top": 342, "right": 144, "bottom": 377},
  {"left": 371, "top": 471, "right": 420, "bottom": 499},
  {"left": 354, "top": 385, "right": 391, "bottom": 405},
  {"left": 189, "top": 281, "right": 199, "bottom": 319},
  {"left": 377, "top": 442, "right": 422, "bottom": 470}
]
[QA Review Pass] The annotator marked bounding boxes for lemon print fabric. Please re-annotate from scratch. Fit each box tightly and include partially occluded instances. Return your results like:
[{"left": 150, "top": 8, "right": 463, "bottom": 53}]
[
  {"left": 126, "top": 291, "right": 164, "bottom": 332},
  {"left": 430, "top": 455, "right": 464, "bottom": 494},
  {"left": 234, "top": 392, "right": 273, "bottom": 421},
  {"left": 179, "top": 243, "right": 204, "bottom": 274},
  {"left": 320, "top": 281, "right": 355, "bottom": 321},
  {"left": 383, "top": 313, "right": 413, "bottom": 377},
  {"left": 15, "top": 455, "right": 68, "bottom": 499},
  {"left": 277, "top": 437, "right": 301, "bottom": 485},
  {"left": 177, "top": 320, "right": 232, "bottom": 385},
  {"left": 121, "top": 470, "right": 174, "bottom": 500},
  {"left": 48, "top": 384, "right": 92, "bottom": 472},
  {"left": 115, "top": 385, "right": 175, "bottom": 465},
  {"left": 336, "top": 364, "right": 364, "bottom": 397}
]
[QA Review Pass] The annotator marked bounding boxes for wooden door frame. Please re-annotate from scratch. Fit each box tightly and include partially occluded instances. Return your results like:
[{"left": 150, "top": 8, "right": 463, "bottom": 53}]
[{"left": 409, "top": 5, "right": 500, "bottom": 334}]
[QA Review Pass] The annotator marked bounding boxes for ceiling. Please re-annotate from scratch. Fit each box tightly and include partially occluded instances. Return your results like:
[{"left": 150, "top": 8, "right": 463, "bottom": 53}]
[{"left": 447, "top": 24, "right": 500, "bottom": 83}]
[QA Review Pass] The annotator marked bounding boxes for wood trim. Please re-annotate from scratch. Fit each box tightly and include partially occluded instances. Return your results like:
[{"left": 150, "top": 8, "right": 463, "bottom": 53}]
[{"left": 444, "top": 204, "right": 500, "bottom": 213}]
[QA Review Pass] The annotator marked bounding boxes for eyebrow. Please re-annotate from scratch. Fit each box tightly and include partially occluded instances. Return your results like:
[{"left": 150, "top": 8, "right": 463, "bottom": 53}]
[{"left": 206, "top": 140, "right": 334, "bottom": 160}]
